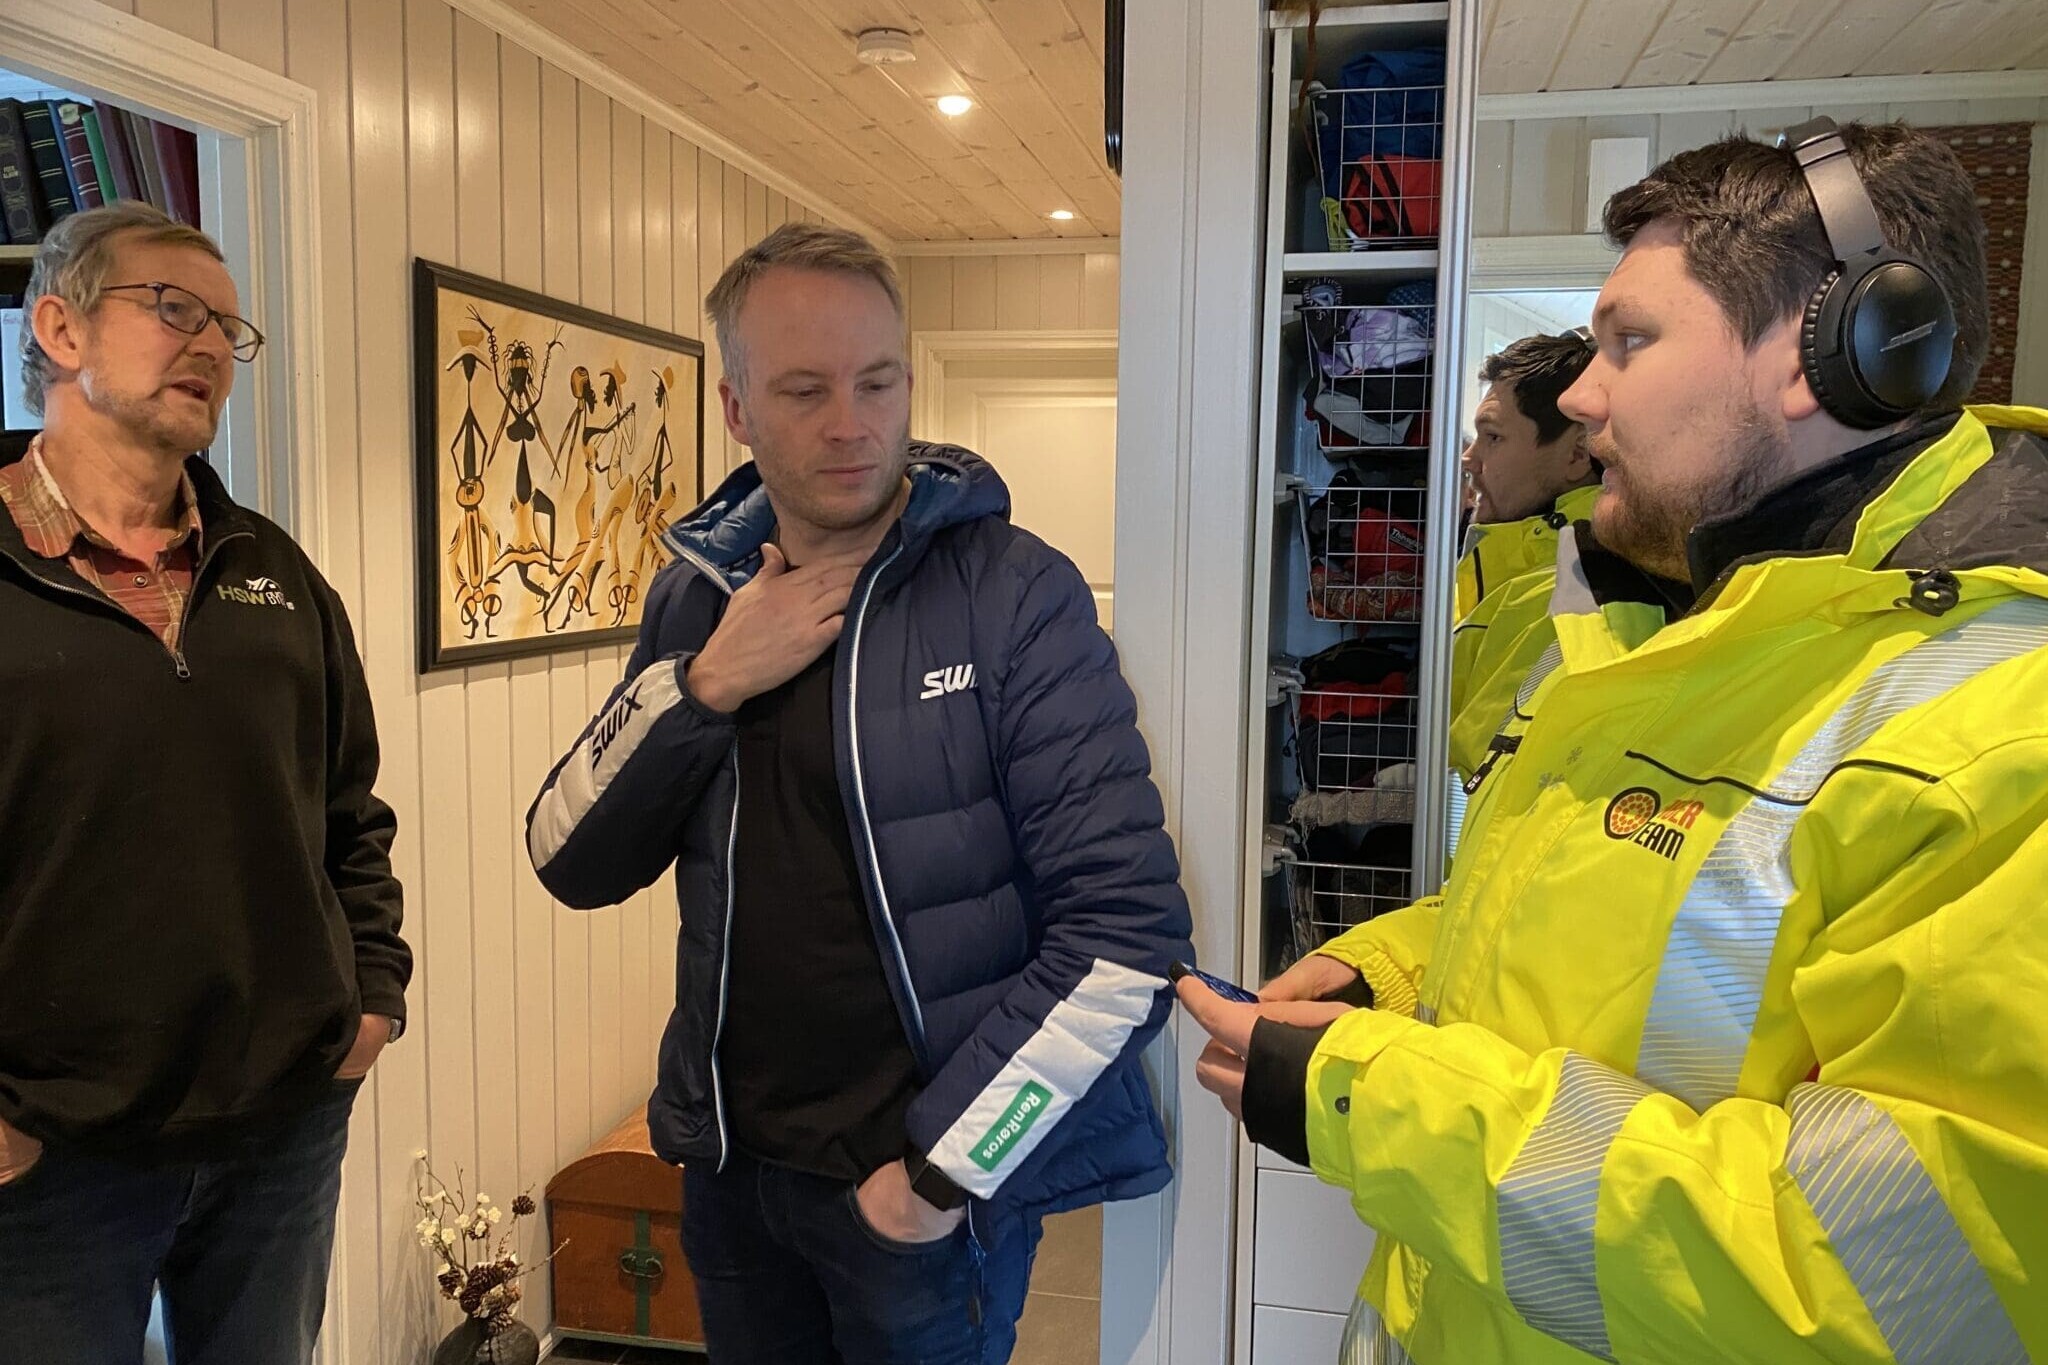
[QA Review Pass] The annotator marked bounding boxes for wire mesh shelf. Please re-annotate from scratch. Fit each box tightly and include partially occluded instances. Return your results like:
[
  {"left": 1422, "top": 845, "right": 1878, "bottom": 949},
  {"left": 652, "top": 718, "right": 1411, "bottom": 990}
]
[
  {"left": 1300, "top": 300, "right": 1435, "bottom": 453},
  {"left": 1295, "top": 481, "right": 1428, "bottom": 623},
  {"left": 1308, "top": 83, "right": 1446, "bottom": 252},
  {"left": 1288, "top": 680, "right": 1419, "bottom": 828},
  {"left": 1286, "top": 858, "right": 1413, "bottom": 958}
]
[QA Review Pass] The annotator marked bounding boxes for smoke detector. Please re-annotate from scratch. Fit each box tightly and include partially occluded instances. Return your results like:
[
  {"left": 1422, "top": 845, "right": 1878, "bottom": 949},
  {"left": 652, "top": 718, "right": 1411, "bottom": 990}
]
[{"left": 856, "top": 28, "right": 917, "bottom": 66}]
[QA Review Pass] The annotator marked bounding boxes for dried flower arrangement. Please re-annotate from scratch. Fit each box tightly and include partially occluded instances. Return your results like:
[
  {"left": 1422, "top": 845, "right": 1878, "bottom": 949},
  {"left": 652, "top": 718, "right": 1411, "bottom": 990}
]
[{"left": 413, "top": 1150, "right": 558, "bottom": 1341}]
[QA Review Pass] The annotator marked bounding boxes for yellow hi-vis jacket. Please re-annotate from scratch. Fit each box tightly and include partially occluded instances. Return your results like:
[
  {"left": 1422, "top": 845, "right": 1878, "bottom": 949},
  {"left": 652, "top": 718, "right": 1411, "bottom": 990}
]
[
  {"left": 1310, "top": 408, "right": 2048, "bottom": 1364},
  {"left": 1451, "top": 483, "right": 1605, "bottom": 779}
]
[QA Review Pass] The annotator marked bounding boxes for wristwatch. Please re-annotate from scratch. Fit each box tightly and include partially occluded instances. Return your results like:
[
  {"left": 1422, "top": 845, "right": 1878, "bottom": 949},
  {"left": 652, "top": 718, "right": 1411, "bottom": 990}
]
[
  {"left": 903, "top": 1142, "right": 967, "bottom": 1211},
  {"left": 384, "top": 1015, "right": 406, "bottom": 1043}
]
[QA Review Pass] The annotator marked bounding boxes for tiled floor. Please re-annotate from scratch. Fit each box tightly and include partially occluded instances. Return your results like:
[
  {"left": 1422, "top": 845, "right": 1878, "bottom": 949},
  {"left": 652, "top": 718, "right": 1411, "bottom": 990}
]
[
  {"left": 544, "top": 1207, "right": 1102, "bottom": 1365},
  {"left": 1013, "top": 1205, "right": 1102, "bottom": 1365}
]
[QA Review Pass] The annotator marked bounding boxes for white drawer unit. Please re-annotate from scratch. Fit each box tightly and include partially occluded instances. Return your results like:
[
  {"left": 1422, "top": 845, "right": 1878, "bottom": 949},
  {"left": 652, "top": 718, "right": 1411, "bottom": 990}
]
[
  {"left": 1253, "top": 1305, "right": 1349, "bottom": 1365},
  {"left": 1252, "top": 1169, "right": 1377, "bottom": 1315}
]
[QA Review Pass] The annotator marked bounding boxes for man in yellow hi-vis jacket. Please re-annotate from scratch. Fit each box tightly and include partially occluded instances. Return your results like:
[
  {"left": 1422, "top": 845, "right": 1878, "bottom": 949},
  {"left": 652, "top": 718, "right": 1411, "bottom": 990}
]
[
  {"left": 1183, "top": 121, "right": 2046, "bottom": 1364},
  {"left": 1452, "top": 332, "right": 1607, "bottom": 781}
]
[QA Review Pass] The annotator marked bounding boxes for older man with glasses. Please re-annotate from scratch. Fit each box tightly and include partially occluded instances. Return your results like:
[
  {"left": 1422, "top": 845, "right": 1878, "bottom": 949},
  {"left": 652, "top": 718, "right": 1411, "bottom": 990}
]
[{"left": 0, "top": 201, "right": 411, "bottom": 1365}]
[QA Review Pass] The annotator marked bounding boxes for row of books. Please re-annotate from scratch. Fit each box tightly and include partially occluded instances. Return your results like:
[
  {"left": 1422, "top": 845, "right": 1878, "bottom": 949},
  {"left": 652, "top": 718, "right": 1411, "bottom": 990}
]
[{"left": 0, "top": 97, "right": 200, "bottom": 246}]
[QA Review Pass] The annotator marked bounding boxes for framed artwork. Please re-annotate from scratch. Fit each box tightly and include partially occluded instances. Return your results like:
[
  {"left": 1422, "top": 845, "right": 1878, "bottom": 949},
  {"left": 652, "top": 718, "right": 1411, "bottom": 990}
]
[{"left": 412, "top": 259, "right": 705, "bottom": 671}]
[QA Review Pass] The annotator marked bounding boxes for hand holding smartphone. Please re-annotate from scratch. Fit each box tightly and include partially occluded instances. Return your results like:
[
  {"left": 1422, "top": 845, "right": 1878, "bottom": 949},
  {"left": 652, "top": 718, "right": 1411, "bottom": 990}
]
[{"left": 1167, "top": 960, "right": 1261, "bottom": 1004}]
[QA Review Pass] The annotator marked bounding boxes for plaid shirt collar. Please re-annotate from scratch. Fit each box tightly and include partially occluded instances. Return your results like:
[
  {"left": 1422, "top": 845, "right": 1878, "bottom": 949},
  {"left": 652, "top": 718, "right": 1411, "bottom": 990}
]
[{"left": 8, "top": 435, "right": 204, "bottom": 563}]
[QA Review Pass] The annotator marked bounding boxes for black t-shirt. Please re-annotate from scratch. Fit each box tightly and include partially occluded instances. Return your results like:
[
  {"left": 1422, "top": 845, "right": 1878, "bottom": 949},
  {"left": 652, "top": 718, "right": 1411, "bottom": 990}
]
[{"left": 719, "top": 649, "right": 921, "bottom": 1183}]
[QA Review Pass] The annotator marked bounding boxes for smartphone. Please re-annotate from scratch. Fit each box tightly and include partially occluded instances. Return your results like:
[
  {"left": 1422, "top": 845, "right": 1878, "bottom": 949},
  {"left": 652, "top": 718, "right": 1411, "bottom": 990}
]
[{"left": 1168, "top": 961, "right": 1261, "bottom": 1004}]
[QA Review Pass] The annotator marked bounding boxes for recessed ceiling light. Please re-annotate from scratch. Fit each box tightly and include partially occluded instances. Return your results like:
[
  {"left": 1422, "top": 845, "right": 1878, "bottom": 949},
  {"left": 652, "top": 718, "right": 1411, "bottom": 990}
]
[
  {"left": 936, "top": 94, "right": 974, "bottom": 117},
  {"left": 1049, "top": 209, "right": 1076, "bottom": 221}
]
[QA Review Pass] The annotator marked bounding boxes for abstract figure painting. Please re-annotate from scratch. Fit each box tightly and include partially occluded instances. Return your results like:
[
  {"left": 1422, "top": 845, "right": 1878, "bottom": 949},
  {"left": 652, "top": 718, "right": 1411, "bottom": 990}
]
[{"left": 413, "top": 260, "right": 704, "bottom": 671}]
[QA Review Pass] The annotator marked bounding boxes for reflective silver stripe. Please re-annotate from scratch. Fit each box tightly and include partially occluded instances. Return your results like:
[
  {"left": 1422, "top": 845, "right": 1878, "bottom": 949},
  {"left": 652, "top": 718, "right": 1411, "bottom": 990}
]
[
  {"left": 1415, "top": 1001, "right": 1437, "bottom": 1026},
  {"left": 1548, "top": 524, "right": 1597, "bottom": 617},
  {"left": 1446, "top": 767, "right": 1469, "bottom": 856},
  {"left": 1638, "top": 598, "right": 2048, "bottom": 1109},
  {"left": 1514, "top": 640, "right": 1564, "bottom": 715},
  {"left": 1786, "top": 1085, "right": 2027, "bottom": 1365},
  {"left": 1340, "top": 1297, "right": 1417, "bottom": 1365},
  {"left": 1497, "top": 1053, "right": 1648, "bottom": 1361}
]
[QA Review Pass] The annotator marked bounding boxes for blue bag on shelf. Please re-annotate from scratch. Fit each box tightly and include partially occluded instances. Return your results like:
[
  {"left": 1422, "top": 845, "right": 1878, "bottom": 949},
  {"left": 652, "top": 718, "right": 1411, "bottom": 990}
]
[{"left": 1312, "top": 48, "right": 1446, "bottom": 187}]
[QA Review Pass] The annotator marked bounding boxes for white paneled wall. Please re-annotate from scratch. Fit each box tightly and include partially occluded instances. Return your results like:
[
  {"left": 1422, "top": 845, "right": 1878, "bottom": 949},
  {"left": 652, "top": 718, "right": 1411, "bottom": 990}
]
[
  {"left": 1475, "top": 97, "right": 2048, "bottom": 403},
  {"left": 1474, "top": 96, "right": 2048, "bottom": 237},
  {"left": 106, "top": 0, "right": 831, "bottom": 1357},
  {"left": 898, "top": 250, "right": 1122, "bottom": 334}
]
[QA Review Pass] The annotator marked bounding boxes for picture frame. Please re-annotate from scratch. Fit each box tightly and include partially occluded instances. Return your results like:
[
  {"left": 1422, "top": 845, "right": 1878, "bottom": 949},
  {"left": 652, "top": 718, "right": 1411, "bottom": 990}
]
[{"left": 412, "top": 259, "right": 705, "bottom": 672}]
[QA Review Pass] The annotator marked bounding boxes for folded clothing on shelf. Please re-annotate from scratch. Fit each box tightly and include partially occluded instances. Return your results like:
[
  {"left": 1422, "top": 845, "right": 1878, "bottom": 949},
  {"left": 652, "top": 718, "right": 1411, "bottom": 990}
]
[
  {"left": 1303, "top": 478, "right": 1426, "bottom": 621},
  {"left": 1291, "top": 786, "right": 1416, "bottom": 829},
  {"left": 1292, "top": 638, "right": 1418, "bottom": 794}
]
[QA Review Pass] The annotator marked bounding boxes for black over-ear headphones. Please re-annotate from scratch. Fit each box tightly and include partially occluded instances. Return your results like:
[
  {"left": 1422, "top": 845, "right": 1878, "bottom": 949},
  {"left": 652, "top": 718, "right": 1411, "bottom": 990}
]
[{"left": 1781, "top": 116, "right": 1955, "bottom": 429}]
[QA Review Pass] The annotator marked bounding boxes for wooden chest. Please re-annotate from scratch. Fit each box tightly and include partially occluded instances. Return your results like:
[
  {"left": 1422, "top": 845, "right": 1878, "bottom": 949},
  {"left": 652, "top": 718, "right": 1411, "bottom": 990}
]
[{"left": 545, "top": 1106, "right": 704, "bottom": 1351}]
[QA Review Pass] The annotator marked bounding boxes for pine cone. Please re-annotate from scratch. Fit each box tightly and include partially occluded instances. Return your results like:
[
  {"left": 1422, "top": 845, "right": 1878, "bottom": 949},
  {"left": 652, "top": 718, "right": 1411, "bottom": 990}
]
[
  {"left": 511, "top": 1195, "right": 537, "bottom": 1217},
  {"left": 437, "top": 1268, "right": 462, "bottom": 1296}
]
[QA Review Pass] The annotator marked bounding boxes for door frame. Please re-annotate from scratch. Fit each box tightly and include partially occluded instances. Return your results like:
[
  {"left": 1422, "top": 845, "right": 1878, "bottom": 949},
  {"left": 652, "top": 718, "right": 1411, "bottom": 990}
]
[
  {"left": 0, "top": 0, "right": 330, "bottom": 557},
  {"left": 910, "top": 328, "right": 1119, "bottom": 443}
]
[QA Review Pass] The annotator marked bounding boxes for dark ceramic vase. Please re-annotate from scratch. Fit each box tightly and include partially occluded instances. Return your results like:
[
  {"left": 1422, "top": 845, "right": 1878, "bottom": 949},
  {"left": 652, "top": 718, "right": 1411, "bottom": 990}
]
[{"left": 431, "top": 1317, "right": 541, "bottom": 1365}]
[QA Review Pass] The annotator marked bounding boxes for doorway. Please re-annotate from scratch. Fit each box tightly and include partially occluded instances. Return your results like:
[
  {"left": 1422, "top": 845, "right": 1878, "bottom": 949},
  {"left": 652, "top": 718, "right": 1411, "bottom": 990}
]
[{"left": 915, "top": 330, "right": 1119, "bottom": 631}]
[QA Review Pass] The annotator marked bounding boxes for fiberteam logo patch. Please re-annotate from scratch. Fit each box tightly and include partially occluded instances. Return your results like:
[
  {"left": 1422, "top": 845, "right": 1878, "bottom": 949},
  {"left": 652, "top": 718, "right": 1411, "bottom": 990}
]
[{"left": 1603, "top": 786, "right": 1703, "bottom": 862}]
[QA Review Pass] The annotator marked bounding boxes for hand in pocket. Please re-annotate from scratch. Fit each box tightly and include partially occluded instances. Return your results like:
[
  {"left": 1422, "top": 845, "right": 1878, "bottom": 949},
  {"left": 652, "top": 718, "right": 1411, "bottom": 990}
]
[
  {"left": 854, "top": 1159, "right": 966, "bottom": 1245},
  {"left": 0, "top": 1117, "right": 42, "bottom": 1187}
]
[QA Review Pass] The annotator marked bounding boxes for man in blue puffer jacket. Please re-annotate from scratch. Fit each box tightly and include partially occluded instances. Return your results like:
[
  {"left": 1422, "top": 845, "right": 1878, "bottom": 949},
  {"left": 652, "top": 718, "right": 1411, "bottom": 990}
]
[{"left": 526, "top": 223, "right": 1193, "bottom": 1365}]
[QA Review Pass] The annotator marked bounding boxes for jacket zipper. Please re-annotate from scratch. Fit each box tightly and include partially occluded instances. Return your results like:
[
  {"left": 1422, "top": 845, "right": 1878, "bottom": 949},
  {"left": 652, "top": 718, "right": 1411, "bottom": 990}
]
[
  {"left": 842, "top": 542, "right": 932, "bottom": 1062},
  {"left": 1462, "top": 732, "right": 1520, "bottom": 797},
  {"left": 671, "top": 544, "right": 740, "bottom": 1171},
  {"left": 710, "top": 745, "right": 740, "bottom": 1170},
  {"left": 0, "top": 527, "right": 250, "bottom": 679}
]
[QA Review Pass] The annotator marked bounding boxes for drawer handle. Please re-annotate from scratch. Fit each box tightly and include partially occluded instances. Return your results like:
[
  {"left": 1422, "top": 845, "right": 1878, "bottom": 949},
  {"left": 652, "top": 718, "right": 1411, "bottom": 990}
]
[{"left": 619, "top": 1249, "right": 665, "bottom": 1280}]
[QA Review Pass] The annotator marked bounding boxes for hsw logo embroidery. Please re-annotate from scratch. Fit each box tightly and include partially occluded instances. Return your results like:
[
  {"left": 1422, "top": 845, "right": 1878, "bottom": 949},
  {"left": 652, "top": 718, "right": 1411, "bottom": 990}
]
[
  {"left": 919, "top": 663, "right": 978, "bottom": 701},
  {"left": 215, "top": 575, "right": 296, "bottom": 610}
]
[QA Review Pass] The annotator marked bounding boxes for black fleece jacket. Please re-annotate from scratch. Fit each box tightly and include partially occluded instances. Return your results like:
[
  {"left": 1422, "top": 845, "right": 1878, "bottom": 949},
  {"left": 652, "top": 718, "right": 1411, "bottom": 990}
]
[{"left": 0, "top": 456, "right": 410, "bottom": 1159}]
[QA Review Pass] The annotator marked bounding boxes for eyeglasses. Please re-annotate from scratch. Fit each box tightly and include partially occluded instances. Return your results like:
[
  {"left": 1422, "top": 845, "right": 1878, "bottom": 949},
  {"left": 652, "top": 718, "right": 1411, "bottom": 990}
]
[{"left": 101, "top": 281, "right": 265, "bottom": 363}]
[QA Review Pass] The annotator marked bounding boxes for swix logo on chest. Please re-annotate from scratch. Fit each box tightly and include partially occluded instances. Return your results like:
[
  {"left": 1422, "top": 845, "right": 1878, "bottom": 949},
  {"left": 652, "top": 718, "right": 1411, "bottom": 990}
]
[
  {"left": 919, "top": 663, "right": 977, "bottom": 701},
  {"left": 1602, "top": 786, "right": 1704, "bottom": 862}
]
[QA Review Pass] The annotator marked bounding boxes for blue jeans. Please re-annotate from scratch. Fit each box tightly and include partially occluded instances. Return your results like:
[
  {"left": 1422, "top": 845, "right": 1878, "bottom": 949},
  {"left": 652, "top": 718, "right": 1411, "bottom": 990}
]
[
  {"left": 0, "top": 1078, "right": 359, "bottom": 1365},
  {"left": 680, "top": 1154, "right": 1042, "bottom": 1365}
]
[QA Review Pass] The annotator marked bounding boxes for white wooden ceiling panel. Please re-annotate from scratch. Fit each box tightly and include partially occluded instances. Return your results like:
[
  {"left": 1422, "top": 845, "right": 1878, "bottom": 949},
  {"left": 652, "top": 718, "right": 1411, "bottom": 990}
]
[
  {"left": 1479, "top": 0, "right": 1580, "bottom": 95},
  {"left": 1865, "top": 0, "right": 2017, "bottom": 76},
  {"left": 1545, "top": 0, "right": 1675, "bottom": 92},
  {"left": 470, "top": 0, "right": 2048, "bottom": 244},
  {"left": 1697, "top": 0, "right": 1854, "bottom": 84},
  {"left": 1934, "top": 2, "right": 2048, "bottom": 74},
  {"left": 1774, "top": 0, "right": 1924, "bottom": 81},
  {"left": 1623, "top": 0, "right": 1760, "bottom": 88}
]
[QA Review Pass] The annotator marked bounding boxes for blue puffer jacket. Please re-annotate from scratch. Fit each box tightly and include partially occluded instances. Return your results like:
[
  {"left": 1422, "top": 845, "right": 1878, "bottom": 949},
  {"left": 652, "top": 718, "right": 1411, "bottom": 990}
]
[{"left": 527, "top": 443, "right": 1193, "bottom": 1215}]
